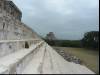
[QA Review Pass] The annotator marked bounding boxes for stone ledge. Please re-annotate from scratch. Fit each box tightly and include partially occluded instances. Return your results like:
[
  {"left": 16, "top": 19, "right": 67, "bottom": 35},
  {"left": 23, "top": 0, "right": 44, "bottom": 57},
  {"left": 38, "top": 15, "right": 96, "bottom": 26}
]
[
  {"left": 0, "top": 65, "right": 8, "bottom": 74},
  {"left": 0, "top": 39, "right": 43, "bottom": 57},
  {"left": 0, "top": 41, "right": 44, "bottom": 74},
  {"left": 22, "top": 44, "right": 46, "bottom": 74},
  {"left": 0, "top": 39, "right": 41, "bottom": 43}
]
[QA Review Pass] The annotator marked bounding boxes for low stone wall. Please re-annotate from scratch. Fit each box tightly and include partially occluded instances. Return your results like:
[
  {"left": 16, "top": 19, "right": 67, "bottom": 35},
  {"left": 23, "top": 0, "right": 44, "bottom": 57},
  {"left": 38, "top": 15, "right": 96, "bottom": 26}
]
[
  {"left": 54, "top": 48, "right": 83, "bottom": 64},
  {"left": 0, "top": 39, "right": 41, "bottom": 58},
  {"left": 0, "top": 41, "right": 45, "bottom": 74}
]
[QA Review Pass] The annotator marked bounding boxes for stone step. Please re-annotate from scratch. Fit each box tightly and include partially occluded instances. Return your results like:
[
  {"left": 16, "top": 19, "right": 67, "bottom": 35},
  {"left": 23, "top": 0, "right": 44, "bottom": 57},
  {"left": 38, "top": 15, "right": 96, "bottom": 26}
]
[
  {"left": 22, "top": 44, "right": 46, "bottom": 74},
  {"left": 21, "top": 44, "right": 95, "bottom": 74},
  {"left": 0, "top": 65, "right": 8, "bottom": 74},
  {"left": 0, "top": 41, "right": 44, "bottom": 74},
  {"left": 46, "top": 45, "right": 95, "bottom": 74},
  {"left": 0, "top": 42, "right": 95, "bottom": 74}
]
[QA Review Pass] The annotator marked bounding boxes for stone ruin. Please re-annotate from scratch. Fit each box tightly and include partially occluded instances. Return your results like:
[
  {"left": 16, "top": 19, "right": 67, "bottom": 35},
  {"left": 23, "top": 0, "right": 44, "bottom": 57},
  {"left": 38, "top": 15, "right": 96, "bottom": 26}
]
[
  {"left": 46, "top": 32, "right": 57, "bottom": 40},
  {"left": 54, "top": 48, "right": 83, "bottom": 64},
  {"left": 0, "top": 0, "right": 95, "bottom": 74}
]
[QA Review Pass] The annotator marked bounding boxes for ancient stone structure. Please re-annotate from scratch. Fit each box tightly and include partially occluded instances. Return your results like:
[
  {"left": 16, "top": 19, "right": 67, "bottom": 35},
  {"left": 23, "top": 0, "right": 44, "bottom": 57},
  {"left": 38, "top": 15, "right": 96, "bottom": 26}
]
[
  {"left": 0, "top": 0, "right": 39, "bottom": 40},
  {"left": 0, "top": 0, "right": 95, "bottom": 74},
  {"left": 4, "top": 0, "right": 22, "bottom": 21},
  {"left": 0, "top": 0, "right": 40, "bottom": 59},
  {"left": 46, "top": 32, "right": 56, "bottom": 40}
]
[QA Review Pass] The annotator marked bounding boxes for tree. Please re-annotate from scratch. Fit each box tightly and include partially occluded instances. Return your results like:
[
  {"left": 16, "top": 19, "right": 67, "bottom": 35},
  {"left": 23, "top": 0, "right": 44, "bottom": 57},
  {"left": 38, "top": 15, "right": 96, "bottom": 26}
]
[{"left": 82, "top": 31, "right": 99, "bottom": 49}]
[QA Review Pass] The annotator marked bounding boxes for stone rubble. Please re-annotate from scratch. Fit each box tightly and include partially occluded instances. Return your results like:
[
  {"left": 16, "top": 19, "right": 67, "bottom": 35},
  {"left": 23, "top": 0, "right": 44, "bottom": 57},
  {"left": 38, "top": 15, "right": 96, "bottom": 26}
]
[{"left": 54, "top": 48, "right": 83, "bottom": 64}]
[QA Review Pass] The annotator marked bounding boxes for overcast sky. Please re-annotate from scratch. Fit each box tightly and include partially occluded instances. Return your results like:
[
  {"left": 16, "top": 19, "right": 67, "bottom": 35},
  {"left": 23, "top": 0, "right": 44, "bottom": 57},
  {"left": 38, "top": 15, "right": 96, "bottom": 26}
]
[{"left": 12, "top": 0, "right": 99, "bottom": 40}]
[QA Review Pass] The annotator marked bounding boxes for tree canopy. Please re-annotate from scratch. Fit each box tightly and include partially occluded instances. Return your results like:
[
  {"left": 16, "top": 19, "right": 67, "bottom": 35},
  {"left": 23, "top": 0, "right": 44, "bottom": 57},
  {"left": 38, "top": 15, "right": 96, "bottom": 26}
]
[{"left": 81, "top": 31, "right": 99, "bottom": 49}]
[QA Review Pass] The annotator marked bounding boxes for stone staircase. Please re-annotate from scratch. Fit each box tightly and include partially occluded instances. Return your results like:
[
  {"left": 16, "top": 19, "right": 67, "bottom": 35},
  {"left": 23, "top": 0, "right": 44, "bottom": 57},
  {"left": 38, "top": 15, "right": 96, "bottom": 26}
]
[
  {"left": 0, "top": 40, "right": 95, "bottom": 74},
  {"left": 0, "top": 39, "right": 44, "bottom": 74},
  {"left": 0, "top": 0, "right": 95, "bottom": 74},
  {"left": 22, "top": 44, "right": 95, "bottom": 74}
]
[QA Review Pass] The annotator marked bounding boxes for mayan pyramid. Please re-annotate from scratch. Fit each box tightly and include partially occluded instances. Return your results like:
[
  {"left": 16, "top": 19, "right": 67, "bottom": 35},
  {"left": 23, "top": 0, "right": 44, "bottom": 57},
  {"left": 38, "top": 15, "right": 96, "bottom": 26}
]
[{"left": 0, "top": 0, "right": 94, "bottom": 74}]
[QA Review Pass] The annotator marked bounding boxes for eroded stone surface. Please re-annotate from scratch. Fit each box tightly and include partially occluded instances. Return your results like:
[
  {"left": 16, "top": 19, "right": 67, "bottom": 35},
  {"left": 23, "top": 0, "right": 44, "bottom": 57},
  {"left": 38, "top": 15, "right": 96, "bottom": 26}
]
[
  {"left": 0, "top": 0, "right": 95, "bottom": 74},
  {"left": 22, "top": 44, "right": 95, "bottom": 74}
]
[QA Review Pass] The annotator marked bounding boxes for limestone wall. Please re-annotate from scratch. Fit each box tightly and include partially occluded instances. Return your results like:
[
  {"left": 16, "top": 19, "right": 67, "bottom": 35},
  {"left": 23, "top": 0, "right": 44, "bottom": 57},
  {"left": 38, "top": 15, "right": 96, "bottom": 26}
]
[
  {"left": 0, "top": 0, "right": 40, "bottom": 40},
  {"left": 0, "top": 0, "right": 41, "bottom": 57},
  {"left": 4, "top": 1, "right": 22, "bottom": 21},
  {"left": 0, "top": 39, "right": 41, "bottom": 58}
]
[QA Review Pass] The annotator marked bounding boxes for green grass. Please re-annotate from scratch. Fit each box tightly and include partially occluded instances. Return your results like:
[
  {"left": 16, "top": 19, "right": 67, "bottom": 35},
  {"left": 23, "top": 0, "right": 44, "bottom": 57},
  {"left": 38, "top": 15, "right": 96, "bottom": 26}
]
[{"left": 53, "top": 47, "right": 99, "bottom": 74}]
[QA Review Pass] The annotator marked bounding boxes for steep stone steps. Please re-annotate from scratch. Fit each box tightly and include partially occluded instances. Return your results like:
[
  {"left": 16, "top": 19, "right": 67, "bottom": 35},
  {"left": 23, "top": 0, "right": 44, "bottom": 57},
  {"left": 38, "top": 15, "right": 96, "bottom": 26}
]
[
  {"left": 21, "top": 44, "right": 95, "bottom": 74},
  {"left": 0, "top": 41, "right": 44, "bottom": 74},
  {"left": 47, "top": 45, "right": 95, "bottom": 74},
  {"left": 0, "top": 41, "right": 95, "bottom": 74},
  {"left": 22, "top": 44, "right": 46, "bottom": 74}
]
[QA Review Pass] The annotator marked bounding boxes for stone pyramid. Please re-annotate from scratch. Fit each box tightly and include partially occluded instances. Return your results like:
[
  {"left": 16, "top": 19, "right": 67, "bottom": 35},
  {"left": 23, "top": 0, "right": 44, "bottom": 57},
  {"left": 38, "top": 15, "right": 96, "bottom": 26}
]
[{"left": 0, "top": 0, "right": 94, "bottom": 74}]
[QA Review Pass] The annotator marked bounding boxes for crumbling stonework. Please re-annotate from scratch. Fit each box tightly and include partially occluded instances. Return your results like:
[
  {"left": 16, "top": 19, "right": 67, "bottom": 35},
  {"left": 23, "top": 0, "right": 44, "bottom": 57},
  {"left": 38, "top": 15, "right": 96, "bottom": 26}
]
[
  {"left": 54, "top": 48, "right": 83, "bottom": 64},
  {"left": 0, "top": 0, "right": 95, "bottom": 74},
  {"left": 0, "top": 0, "right": 41, "bottom": 57},
  {"left": 0, "top": 0, "right": 39, "bottom": 40}
]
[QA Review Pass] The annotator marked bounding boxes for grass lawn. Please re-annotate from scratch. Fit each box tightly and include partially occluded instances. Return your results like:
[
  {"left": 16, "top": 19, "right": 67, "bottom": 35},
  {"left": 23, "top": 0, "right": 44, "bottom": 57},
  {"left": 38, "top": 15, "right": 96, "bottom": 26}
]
[{"left": 53, "top": 47, "right": 99, "bottom": 74}]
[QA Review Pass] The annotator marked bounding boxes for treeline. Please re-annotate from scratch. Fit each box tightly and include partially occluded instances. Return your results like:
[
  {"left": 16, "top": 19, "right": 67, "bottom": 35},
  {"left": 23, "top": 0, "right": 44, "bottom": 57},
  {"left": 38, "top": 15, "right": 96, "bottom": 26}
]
[
  {"left": 44, "top": 39, "right": 82, "bottom": 48},
  {"left": 43, "top": 31, "right": 99, "bottom": 49},
  {"left": 81, "top": 31, "right": 99, "bottom": 49}
]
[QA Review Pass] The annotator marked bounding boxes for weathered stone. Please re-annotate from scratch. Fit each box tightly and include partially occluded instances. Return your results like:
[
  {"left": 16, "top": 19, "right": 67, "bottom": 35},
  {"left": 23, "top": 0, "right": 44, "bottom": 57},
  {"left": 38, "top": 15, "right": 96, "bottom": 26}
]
[{"left": 0, "top": 0, "right": 95, "bottom": 74}]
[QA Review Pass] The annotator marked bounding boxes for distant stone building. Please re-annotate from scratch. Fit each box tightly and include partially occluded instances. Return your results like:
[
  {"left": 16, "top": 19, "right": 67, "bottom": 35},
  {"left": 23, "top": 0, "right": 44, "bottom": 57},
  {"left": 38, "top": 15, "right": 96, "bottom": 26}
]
[{"left": 46, "top": 32, "right": 57, "bottom": 40}]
